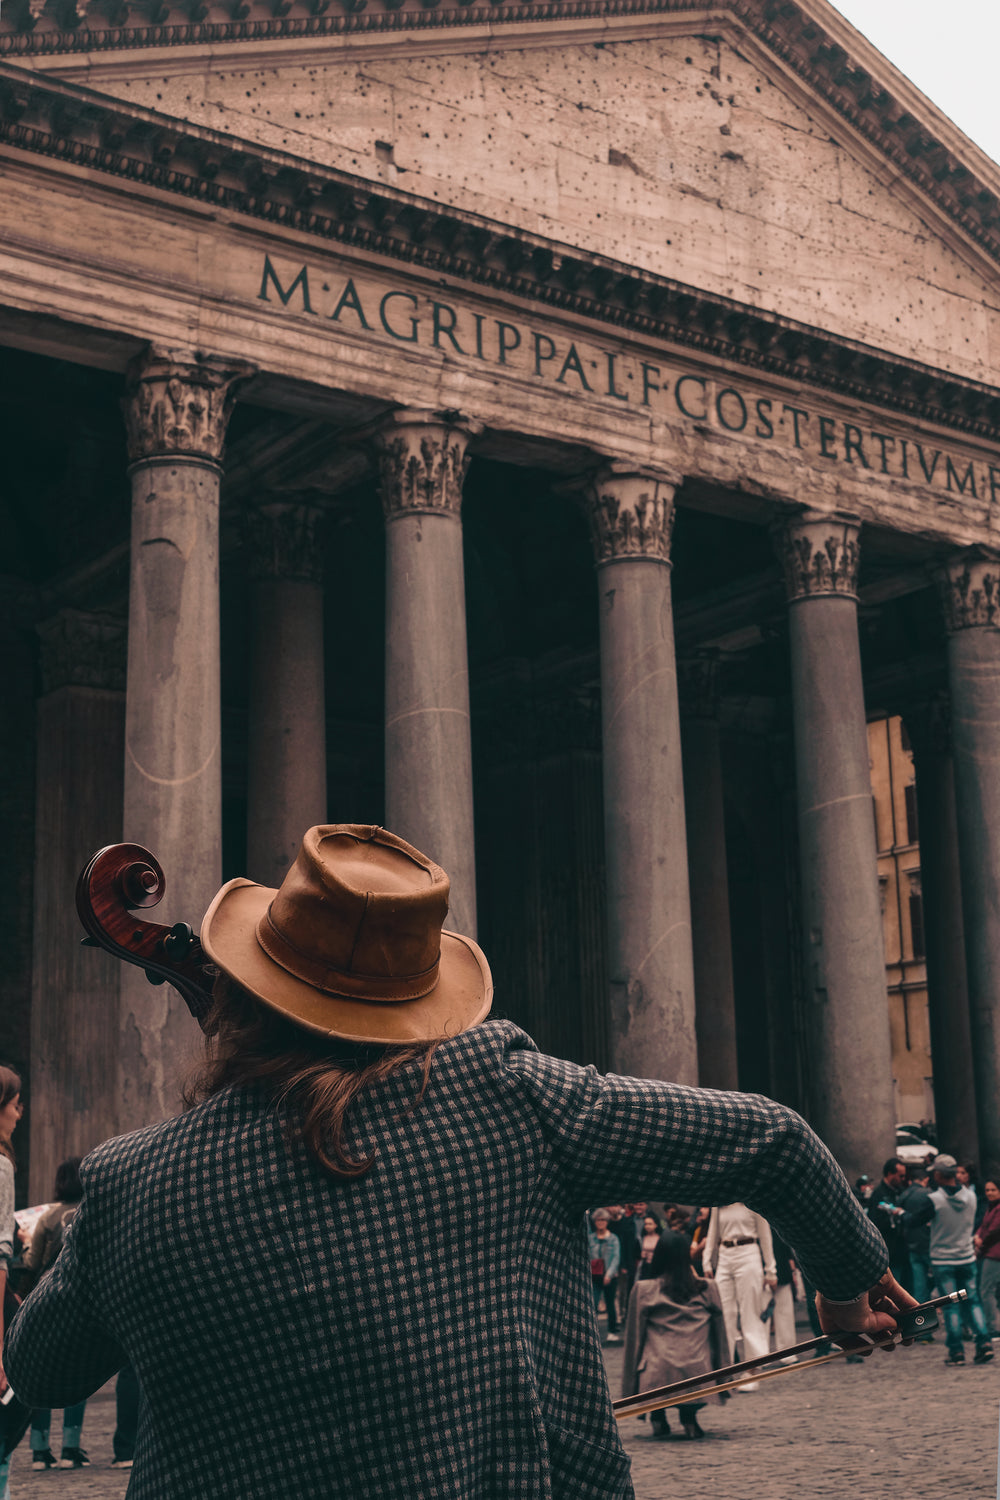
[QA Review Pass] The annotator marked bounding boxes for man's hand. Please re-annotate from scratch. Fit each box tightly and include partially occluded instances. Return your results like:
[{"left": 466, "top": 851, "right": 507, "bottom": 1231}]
[
  {"left": 703, "top": 1266, "right": 714, "bottom": 1279},
  {"left": 815, "top": 1270, "right": 918, "bottom": 1356},
  {"left": 764, "top": 1274, "right": 778, "bottom": 1291}
]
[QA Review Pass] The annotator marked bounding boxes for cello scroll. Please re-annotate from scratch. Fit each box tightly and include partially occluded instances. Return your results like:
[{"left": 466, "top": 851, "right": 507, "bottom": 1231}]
[{"left": 76, "top": 843, "right": 216, "bottom": 1027}]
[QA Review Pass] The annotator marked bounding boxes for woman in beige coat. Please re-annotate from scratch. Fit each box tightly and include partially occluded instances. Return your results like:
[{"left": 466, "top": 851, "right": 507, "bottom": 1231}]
[{"left": 622, "top": 1230, "right": 726, "bottom": 1441}]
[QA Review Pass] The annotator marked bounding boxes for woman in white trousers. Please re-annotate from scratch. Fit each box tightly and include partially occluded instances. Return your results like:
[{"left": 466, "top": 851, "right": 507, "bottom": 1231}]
[{"left": 703, "top": 1204, "right": 777, "bottom": 1391}]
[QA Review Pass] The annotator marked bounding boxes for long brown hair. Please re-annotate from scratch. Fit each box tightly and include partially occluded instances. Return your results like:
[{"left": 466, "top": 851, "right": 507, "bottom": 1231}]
[
  {"left": 650, "top": 1230, "right": 704, "bottom": 1303},
  {"left": 0, "top": 1065, "right": 22, "bottom": 1165},
  {"left": 184, "top": 976, "right": 438, "bottom": 1179}
]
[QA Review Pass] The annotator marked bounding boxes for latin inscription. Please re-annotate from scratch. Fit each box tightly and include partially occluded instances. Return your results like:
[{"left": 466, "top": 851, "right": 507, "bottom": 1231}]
[{"left": 259, "top": 256, "right": 1000, "bottom": 502}]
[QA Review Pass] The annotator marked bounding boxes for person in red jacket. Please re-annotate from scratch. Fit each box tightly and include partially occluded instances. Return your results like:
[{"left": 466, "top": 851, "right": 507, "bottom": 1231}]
[{"left": 974, "top": 1175, "right": 1000, "bottom": 1337}]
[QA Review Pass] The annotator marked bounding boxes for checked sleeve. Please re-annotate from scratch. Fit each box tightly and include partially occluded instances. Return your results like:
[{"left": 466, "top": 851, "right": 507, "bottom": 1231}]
[
  {"left": 4, "top": 1187, "right": 125, "bottom": 1409},
  {"left": 505, "top": 1038, "right": 887, "bottom": 1303}
]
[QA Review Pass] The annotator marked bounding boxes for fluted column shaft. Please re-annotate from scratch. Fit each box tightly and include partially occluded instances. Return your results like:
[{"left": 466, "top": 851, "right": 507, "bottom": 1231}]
[
  {"left": 937, "top": 551, "right": 1000, "bottom": 1164},
  {"left": 376, "top": 413, "right": 478, "bottom": 938},
  {"left": 586, "top": 467, "right": 697, "bottom": 1085},
  {"left": 777, "top": 511, "right": 892, "bottom": 1180},
  {"left": 679, "top": 656, "right": 738, "bottom": 1091},
  {"left": 906, "top": 696, "right": 977, "bottom": 1161},
  {"left": 121, "top": 348, "right": 251, "bottom": 1129},
  {"left": 245, "top": 502, "right": 327, "bottom": 890}
]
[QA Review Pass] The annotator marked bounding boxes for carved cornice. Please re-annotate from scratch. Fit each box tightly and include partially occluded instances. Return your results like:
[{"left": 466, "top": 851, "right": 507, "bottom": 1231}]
[
  {"left": 36, "top": 607, "right": 126, "bottom": 694},
  {"left": 775, "top": 510, "right": 861, "bottom": 602},
  {"left": 584, "top": 466, "right": 678, "bottom": 565},
  {"left": 936, "top": 548, "right": 1000, "bottom": 632},
  {"left": 244, "top": 499, "right": 325, "bottom": 583},
  {"left": 3, "top": 0, "right": 1000, "bottom": 295},
  {"left": 123, "top": 347, "right": 256, "bottom": 465},
  {"left": 2, "top": 67, "right": 1000, "bottom": 445},
  {"left": 373, "top": 413, "right": 476, "bottom": 519}
]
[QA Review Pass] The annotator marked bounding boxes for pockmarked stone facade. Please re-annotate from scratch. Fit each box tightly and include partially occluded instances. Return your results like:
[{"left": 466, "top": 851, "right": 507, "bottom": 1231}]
[{"left": 1, "top": 0, "right": 999, "bottom": 1200}]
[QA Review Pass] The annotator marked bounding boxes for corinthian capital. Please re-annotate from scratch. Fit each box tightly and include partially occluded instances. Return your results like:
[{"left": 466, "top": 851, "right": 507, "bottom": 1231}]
[
  {"left": 244, "top": 500, "right": 325, "bottom": 585},
  {"left": 373, "top": 411, "right": 480, "bottom": 520},
  {"left": 584, "top": 466, "right": 679, "bottom": 565},
  {"left": 123, "top": 348, "right": 256, "bottom": 466},
  {"left": 936, "top": 548, "right": 1000, "bottom": 631},
  {"left": 775, "top": 510, "right": 861, "bottom": 602}
]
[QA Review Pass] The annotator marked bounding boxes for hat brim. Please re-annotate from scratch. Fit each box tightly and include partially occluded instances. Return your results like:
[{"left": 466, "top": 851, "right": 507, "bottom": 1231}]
[{"left": 201, "top": 878, "right": 493, "bottom": 1045}]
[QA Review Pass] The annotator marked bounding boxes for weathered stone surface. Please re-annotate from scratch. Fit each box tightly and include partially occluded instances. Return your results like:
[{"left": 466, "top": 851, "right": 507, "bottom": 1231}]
[
  {"left": 778, "top": 513, "right": 894, "bottom": 1181},
  {"left": 244, "top": 501, "right": 328, "bottom": 890},
  {"left": 377, "top": 412, "right": 479, "bottom": 938},
  {"left": 586, "top": 466, "right": 698, "bottom": 1086},
  {"left": 119, "top": 355, "right": 245, "bottom": 1129},
  {"left": 938, "top": 560, "right": 1000, "bottom": 1166},
  {"left": 90, "top": 34, "right": 1000, "bottom": 384},
  {"left": 123, "top": 348, "right": 253, "bottom": 465}
]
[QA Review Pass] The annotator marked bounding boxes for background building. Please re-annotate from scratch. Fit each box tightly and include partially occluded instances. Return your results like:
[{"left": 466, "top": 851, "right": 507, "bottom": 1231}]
[{"left": 868, "top": 716, "right": 932, "bottom": 1129}]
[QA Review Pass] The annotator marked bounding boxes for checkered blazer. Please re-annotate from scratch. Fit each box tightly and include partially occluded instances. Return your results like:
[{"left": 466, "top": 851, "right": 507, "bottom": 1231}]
[{"left": 5, "top": 1020, "right": 886, "bottom": 1498}]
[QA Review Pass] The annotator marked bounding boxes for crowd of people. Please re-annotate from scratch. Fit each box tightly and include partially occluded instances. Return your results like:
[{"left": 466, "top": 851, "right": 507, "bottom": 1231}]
[
  {"left": 590, "top": 1149, "right": 1000, "bottom": 1441},
  {"left": 588, "top": 1199, "right": 806, "bottom": 1439},
  {"left": 856, "top": 1152, "right": 1000, "bottom": 1365}
]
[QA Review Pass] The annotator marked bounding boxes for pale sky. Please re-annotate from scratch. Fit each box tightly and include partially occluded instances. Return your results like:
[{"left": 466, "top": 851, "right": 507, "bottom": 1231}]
[{"left": 830, "top": 2, "right": 1000, "bottom": 166}]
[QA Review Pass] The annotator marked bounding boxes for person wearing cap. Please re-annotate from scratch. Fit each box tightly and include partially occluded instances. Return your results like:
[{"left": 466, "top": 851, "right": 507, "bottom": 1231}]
[
  {"left": 4, "top": 825, "right": 915, "bottom": 1498},
  {"left": 904, "top": 1153, "right": 993, "bottom": 1365}
]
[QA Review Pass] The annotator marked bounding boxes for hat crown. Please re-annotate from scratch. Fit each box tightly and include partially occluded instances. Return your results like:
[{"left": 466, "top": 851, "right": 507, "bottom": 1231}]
[{"left": 258, "top": 826, "right": 450, "bottom": 1001}]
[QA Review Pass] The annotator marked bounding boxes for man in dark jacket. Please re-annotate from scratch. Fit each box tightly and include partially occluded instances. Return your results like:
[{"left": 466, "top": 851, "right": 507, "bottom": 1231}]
[
  {"left": 867, "top": 1157, "right": 912, "bottom": 1291},
  {"left": 898, "top": 1165, "right": 934, "bottom": 1310}
]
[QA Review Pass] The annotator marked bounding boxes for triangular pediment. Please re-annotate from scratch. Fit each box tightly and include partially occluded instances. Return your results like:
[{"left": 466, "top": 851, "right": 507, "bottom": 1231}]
[
  {"left": 12, "top": 8, "right": 998, "bottom": 383},
  {"left": 3, "top": 0, "right": 1000, "bottom": 401}
]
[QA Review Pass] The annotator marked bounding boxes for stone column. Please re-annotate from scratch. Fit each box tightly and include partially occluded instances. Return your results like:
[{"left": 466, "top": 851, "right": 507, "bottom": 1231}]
[
  {"left": 0, "top": 579, "right": 37, "bottom": 1191},
  {"left": 904, "top": 695, "right": 977, "bottom": 1161},
  {"left": 775, "top": 510, "right": 893, "bottom": 1179},
  {"left": 374, "top": 412, "right": 479, "bottom": 938},
  {"left": 244, "top": 500, "right": 327, "bottom": 890},
  {"left": 121, "top": 347, "right": 252, "bottom": 1130},
  {"left": 679, "top": 654, "right": 739, "bottom": 1091},
  {"left": 584, "top": 465, "right": 698, "bottom": 1085},
  {"left": 936, "top": 550, "right": 1000, "bottom": 1165},
  {"left": 30, "top": 610, "right": 126, "bottom": 1201}
]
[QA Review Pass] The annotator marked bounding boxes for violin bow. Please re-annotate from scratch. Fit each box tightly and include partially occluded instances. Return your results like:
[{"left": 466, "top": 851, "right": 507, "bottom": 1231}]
[{"left": 613, "top": 1290, "right": 966, "bottom": 1419}]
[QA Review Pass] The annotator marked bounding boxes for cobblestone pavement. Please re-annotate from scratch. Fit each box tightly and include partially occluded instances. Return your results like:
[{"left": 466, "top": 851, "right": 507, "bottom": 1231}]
[
  {"left": 6, "top": 1321, "right": 998, "bottom": 1497},
  {"left": 605, "top": 1318, "right": 999, "bottom": 1500}
]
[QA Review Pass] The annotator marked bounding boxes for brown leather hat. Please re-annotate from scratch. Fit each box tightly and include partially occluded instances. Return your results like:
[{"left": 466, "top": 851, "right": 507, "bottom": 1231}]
[{"left": 201, "top": 825, "right": 492, "bottom": 1044}]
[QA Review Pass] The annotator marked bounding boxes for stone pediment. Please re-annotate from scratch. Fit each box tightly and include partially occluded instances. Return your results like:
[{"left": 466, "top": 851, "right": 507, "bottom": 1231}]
[{"left": 5, "top": 1, "right": 1000, "bottom": 386}]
